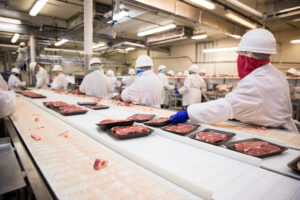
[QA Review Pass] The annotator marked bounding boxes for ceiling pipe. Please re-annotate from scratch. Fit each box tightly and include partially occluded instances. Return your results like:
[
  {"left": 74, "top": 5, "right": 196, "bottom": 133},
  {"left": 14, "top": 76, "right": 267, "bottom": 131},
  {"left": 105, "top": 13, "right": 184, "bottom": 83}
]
[{"left": 224, "top": 0, "right": 263, "bottom": 18}]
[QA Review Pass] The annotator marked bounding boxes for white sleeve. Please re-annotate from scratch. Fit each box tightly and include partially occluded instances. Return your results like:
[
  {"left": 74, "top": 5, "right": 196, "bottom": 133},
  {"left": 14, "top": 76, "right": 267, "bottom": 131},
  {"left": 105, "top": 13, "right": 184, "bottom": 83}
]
[
  {"left": 79, "top": 77, "right": 87, "bottom": 93},
  {"left": 121, "top": 81, "right": 141, "bottom": 104},
  {"left": 0, "top": 90, "right": 16, "bottom": 118}
]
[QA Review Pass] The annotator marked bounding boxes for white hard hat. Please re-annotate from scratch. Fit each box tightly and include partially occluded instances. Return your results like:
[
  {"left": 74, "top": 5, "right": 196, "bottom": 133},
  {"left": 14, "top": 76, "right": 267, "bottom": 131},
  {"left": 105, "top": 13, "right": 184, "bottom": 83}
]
[
  {"left": 107, "top": 70, "right": 114, "bottom": 76},
  {"left": 287, "top": 68, "right": 299, "bottom": 75},
  {"left": 189, "top": 64, "right": 199, "bottom": 73},
  {"left": 158, "top": 65, "right": 166, "bottom": 71},
  {"left": 11, "top": 68, "right": 20, "bottom": 74},
  {"left": 135, "top": 55, "right": 153, "bottom": 68},
  {"left": 53, "top": 64, "right": 63, "bottom": 72},
  {"left": 199, "top": 68, "right": 206, "bottom": 74},
  {"left": 89, "top": 57, "right": 101, "bottom": 66},
  {"left": 20, "top": 42, "right": 25, "bottom": 46},
  {"left": 29, "top": 62, "right": 37, "bottom": 71},
  {"left": 128, "top": 68, "right": 135, "bottom": 75},
  {"left": 237, "top": 28, "right": 277, "bottom": 54},
  {"left": 168, "top": 70, "right": 175, "bottom": 76},
  {"left": 177, "top": 72, "right": 183, "bottom": 75}
]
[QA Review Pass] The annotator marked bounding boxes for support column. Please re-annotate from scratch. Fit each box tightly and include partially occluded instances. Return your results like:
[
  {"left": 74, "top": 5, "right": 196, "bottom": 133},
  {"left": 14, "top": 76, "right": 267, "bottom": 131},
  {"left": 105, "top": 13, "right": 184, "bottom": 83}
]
[
  {"left": 84, "top": 0, "right": 93, "bottom": 75},
  {"left": 30, "top": 35, "right": 36, "bottom": 63}
]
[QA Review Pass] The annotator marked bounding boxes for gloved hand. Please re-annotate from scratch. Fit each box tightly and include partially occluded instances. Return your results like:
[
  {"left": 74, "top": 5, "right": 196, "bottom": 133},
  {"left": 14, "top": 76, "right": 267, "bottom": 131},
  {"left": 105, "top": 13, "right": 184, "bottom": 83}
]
[
  {"left": 174, "top": 88, "right": 179, "bottom": 94},
  {"left": 169, "top": 110, "right": 189, "bottom": 124}
]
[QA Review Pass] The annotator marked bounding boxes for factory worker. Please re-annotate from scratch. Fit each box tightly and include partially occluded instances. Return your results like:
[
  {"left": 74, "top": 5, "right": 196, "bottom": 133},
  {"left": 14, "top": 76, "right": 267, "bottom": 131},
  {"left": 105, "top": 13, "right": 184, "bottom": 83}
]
[
  {"left": 16, "top": 42, "right": 28, "bottom": 71},
  {"left": 51, "top": 65, "right": 68, "bottom": 91},
  {"left": 0, "top": 74, "right": 9, "bottom": 90},
  {"left": 174, "top": 64, "right": 206, "bottom": 107},
  {"left": 0, "top": 89, "right": 16, "bottom": 118},
  {"left": 107, "top": 70, "right": 117, "bottom": 93},
  {"left": 167, "top": 70, "right": 175, "bottom": 77},
  {"left": 30, "top": 62, "right": 49, "bottom": 89},
  {"left": 122, "top": 68, "right": 136, "bottom": 88},
  {"left": 79, "top": 57, "right": 112, "bottom": 98},
  {"left": 157, "top": 65, "right": 174, "bottom": 107},
  {"left": 8, "top": 68, "right": 26, "bottom": 91},
  {"left": 121, "top": 55, "right": 163, "bottom": 108},
  {"left": 170, "top": 28, "right": 298, "bottom": 132}
]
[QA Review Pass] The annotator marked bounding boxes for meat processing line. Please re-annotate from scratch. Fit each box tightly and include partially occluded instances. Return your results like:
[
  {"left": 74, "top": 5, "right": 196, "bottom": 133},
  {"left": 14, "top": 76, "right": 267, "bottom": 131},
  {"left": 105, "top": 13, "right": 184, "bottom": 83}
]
[{"left": 2, "top": 89, "right": 300, "bottom": 200}]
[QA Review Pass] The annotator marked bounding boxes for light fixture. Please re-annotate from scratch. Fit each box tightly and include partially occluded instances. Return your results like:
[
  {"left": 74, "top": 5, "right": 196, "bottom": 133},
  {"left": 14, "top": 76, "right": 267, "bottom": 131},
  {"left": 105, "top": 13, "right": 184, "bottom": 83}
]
[
  {"left": 113, "top": 10, "right": 129, "bottom": 21},
  {"left": 125, "top": 47, "right": 135, "bottom": 51},
  {"left": 291, "top": 40, "right": 300, "bottom": 44},
  {"left": 224, "top": 0, "right": 263, "bottom": 18},
  {"left": 92, "top": 43, "right": 106, "bottom": 49},
  {"left": 0, "top": 17, "right": 21, "bottom": 24},
  {"left": 0, "top": 44, "right": 19, "bottom": 48},
  {"left": 203, "top": 47, "right": 238, "bottom": 53},
  {"left": 55, "top": 39, "right": 68, "bottom": 46},
  {"left": 11, "top": 33, "right": 20, "bottom": 43},
  {"left": 225, "top": 11, "right": 257, "bottom": 29},
  {"left": 138, "top": 24, "right": 176, "bottom": 37},
  {"left": 30, "top": 0, "right": 48, "bottom": 16},
  {"left": 190, "top": 0, "right": 215, "bottom": 10},
  {"left": 191, "top": 34, "right": 207, "bottom": 40},
  {"left": 225, "top": 33, "right": 241, "bottom": 39}
]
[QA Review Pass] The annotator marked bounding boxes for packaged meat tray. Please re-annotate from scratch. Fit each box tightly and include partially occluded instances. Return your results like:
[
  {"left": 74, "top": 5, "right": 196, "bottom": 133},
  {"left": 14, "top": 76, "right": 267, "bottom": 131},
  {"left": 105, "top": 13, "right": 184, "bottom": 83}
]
[
  {"left": 127, "top": 114, "right": 155, "bottom": 122},
  {"left": 97, "top": 119, "right": 134, "bottom": 130},
  {"left": 43, "top": 101, "right": 70, "bottom": 108},
  {"left": 287, "top": 156, "right": 300, "bottom": 173},
  {"left": 162, "top": 123, "right": 200, "bottom": 136},
  {"left": 144, "top": 118, "right": 170, "bottom": 127},
  {"left": 190, "top": 129, "right": 235, "bottom": 146},
  {"left": 226, "top": 138, "right": 288, "bottom": 158},
  {"left": 16, "top": 91, "right": 46, "bottom": 98},
  {"left": 77, "top": 102, "right": 98, "bottom": 106},
  {"left": 107, "top": 125, "right": 154, "bottom": 140},
  {"left": 59, "top": 107, "right": 88, "bottom": 116},
  {"left": 88, "top": 105, "right": 109, "bottom": 110}
]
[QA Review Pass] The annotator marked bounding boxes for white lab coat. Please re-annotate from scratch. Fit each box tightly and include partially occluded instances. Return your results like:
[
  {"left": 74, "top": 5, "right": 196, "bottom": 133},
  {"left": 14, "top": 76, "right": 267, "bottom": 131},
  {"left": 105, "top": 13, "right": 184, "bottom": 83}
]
[
  {"left": 51, "top": 73, "right": 68, "bottom": 91},
  {"left": 187, "top": 63, "right": 298, "bottom": 132},
  {"left": 8, "top": 74, "right": 24, "bottom": 91},
  {"left": 158, "top": 73, "right": 174, "bottom": 105},
  {"left": 16, "top": 47, "right": 28, "bottom": 65},
  {"left": 0, "top": 89, "right": 16, "bottom": 118},
  {"left": 79, "top": 70, "right": 112, "bottom": 98},
  {"left": 121, "top": 70, "right": 163, "bottom": 108},
  {"left": 0, "top": 74, "right": 9, "bottom": 90},
  {"left": 36, "top": 67, "right": 49, "bottom": 88},
  {"left": 109, "top": 76, "right": 117, "bottom": 93},
  {"left": 122, "top": 75, "right": 136, "bottom": 88},
  {"left": 178, "top": 74, "right": 206, "bottom": 106}
]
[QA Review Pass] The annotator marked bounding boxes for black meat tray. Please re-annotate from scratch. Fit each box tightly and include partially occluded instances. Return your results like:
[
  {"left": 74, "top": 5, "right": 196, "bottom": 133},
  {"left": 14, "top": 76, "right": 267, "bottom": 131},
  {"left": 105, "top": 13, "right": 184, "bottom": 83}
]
[
  {"left": 106, "top": 126, "right": 154, "bottom": 140},
  {"left": 88, "top": 105, "right": 110, "bottom": 110},
  {"left": 190, "top": 128, "right": 236, "bottom": 146},
  {"left": 77, "top": 102, "right": 98, "bottom": 106},
  {"left": 161, "top": 123, "right": 200, "bottom": 136},
  {"left": 97, "top": 120, "right": 134, "bottom": 130},
  {"left": 287, "top": 156, "right": 300, "bottom": 173},
  {"left": 226, "top": 138, "right": 288, "bottom": 158},
  {"left": 127, "top": 114, "right": 155, "bottom": 123},
  {"left": 144, "top": 118, "right": 170, "bottom": 127}
]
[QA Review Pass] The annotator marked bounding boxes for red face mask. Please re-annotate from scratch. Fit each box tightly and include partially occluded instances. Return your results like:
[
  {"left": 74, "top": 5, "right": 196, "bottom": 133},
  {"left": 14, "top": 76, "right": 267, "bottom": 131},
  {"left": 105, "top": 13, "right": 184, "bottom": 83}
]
[{"left": 237, "top": 55, "right": 270, "bottom": 79}]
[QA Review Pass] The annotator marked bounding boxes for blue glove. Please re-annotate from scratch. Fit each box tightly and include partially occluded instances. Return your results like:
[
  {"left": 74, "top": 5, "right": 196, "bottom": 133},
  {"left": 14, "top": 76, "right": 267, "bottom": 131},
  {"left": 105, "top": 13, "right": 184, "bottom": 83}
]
[
  {"left": 174, "top": 88, "right": 179, "bottom": 94},
  {"left": 169, "top": 110, "right": 189, "bottom": 124}
]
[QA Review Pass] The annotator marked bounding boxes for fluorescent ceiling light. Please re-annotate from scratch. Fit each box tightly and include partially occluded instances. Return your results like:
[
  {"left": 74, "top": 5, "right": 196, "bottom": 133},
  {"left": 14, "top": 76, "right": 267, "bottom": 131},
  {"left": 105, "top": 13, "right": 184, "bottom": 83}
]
[
  {"left": 55, "top": 39, "right": 68, "bottom": 46},
  {"left": 225, "top": 12, "right": 257, "bottom": 29},
  {"left": 203, "top": 47, "right": 238, "bottom": 53},
  {"left": 291, "top": 40, "right": 300, "bottom": 44},
  {"left": 277, "top": 6, "right": 300, "bottom": 14},
  {"left": 225, "top": 33, "right": 241, "bottom": 39},
  {"left": 11, "top": 33, "right": 20, "bottom": 43},
  {"left": 30, "top": 0, "right": 48, "bottom": 16},
  {"left": 0, "top": 44, "right": 19, "bottom": 48},
  {"left": 191, "top": 34, "right": 207, "bottom": 40},
  {"left": 113, "top": 11, "right": 129, "bottom": 21},
  {"left": 138, "top": 24, "right": 176, "bottom": 37},
  {"left": 0, "top": 17, "right": 21, "bottom": 24},
  {"left": 92, "top": 43, "right": 106, "bottom": 49},
  {"left": 190, "top": 0, "right": 215, "bottom": 10},
  {"left": 125, "top": 47, "right": 135, "bottom": 51},
  {"left": 224, "top": 0, "right": 263, "bottom": 18}
]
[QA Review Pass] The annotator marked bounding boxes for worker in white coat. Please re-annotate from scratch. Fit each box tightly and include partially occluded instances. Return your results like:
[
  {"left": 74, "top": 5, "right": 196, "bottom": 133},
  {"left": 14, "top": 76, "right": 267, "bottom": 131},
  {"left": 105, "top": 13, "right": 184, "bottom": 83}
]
[
  {"left": 79, "top": 57, "right": 112, "bottom": 98},
  {"left": 0, "top": 89, "right": 16, "bottom": 118},
  {"left": 8, "top": 68, "right": 26, "bottom": 91},
  {"left": 51, "top": 65, "right": 68, "bottom": 91},
  {"left": 107, "top": 70, "right": 117, "bottom": 92},
  {"left": 170, "top": 29, "right": 298, "bottom": 132},
  {"left": 16, "top": 42, "right": 28, "bottom": 71},
  {"left": 157, "top": 65, "right": 174, "bottom": 108},
  {"left": 121, "top": 55, "right": 163, "bottom": 108},
  {"left": 122, "top": 68, "right": 136, "bottom": 88},
  {"left": 175, "top": 64, "right": 206, "bottom": 107},
  {"left": 30, "top": 62, "right": 49, "bottom": 89},
  {"left": 0, "top": 74, "right": 9, "bottom": 90}
]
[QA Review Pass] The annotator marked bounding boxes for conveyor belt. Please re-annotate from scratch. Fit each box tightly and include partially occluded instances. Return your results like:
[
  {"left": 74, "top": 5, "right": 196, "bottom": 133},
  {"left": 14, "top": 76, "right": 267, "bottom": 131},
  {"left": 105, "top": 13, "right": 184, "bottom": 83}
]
[{"left": 18, "top": 89, "right": 300, "bottom": 200}]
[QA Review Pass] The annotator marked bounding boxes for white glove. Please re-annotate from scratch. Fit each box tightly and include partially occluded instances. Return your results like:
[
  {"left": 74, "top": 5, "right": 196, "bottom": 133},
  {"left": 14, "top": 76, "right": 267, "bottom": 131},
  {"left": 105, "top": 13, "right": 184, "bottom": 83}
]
[{"left": 21, "top": 82, "right": 26, "bottom": 87}]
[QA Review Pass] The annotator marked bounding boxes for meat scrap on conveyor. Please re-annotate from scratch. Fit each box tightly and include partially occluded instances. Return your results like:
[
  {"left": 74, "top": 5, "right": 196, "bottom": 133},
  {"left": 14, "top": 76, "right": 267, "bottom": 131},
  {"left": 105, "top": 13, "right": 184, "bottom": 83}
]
[
  {"left": 94, "top": 159, "right": 108, "bottom": 170},
  {"left": 111, "top": 125, "right": 149, "bottom": 136},
  {"left": 166, "top": 124, "right": 197, "bottom": 133},
  {"left": 195, "top": 132, "right": 228, "bottom": 143},
  {"left": 235, "top": 141, "right": 281, "bottom": 156}
]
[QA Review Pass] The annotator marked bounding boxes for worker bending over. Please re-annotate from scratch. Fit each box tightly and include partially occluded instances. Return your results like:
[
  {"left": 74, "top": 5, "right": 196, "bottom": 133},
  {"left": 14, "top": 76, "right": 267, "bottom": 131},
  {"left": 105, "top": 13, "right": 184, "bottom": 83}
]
[
  {"left": 30, "top": 62, "right": 49, "bottom": 89},
  {"left": 121, "top": 55, "right": 163, "bottom": 108},
  {"left": 170, "top": 28, "right": 298, "bottom": 132},
  {"left": 157, "top": 65, "right": 174, "bottom": 108},
  {"left": 51, "top": 65, "right": 68, "bottom": 91},
  {"left": 8, "top": 68, "right": 26, "bottom": 91}
]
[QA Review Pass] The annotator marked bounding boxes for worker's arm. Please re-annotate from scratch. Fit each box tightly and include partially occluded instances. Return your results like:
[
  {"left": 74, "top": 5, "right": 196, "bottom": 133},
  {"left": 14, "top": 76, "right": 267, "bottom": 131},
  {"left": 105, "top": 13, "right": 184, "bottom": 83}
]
[
  {"left": 0, "top": 89, "right": 16, "bottom": 118},
  {"left": 121, "top": 81, "right": 141, "bottom": 104}
]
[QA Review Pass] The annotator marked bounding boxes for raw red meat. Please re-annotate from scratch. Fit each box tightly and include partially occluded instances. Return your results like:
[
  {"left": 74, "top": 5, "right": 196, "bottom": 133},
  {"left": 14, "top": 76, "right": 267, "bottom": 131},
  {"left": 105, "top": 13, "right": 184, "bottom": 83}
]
[
  {"left": 111, "top": 125, "right": 149, "bottom": 136},
  {"left": 235, "top": 141, "right": 281, "bottom": 156},
  {"left": 88, "top": 105, "right": 109, "bottom": 109},
  {"left": 34, "top": 117, "right": 39, "bottom": 122},
  {"left": 128, "top": 115, "right": 154, "bottom": 121},
  {"left": 94, "top": 159, "right": 108, "bottom": 170},
  {"left": 45, "top": 101, "right": 69, "bottom": 107},
  {"left": 60, "top": 108, "right": 87, "bottom": 114},
  {"left": 77, "top": 102, "right": 97, "bottom": 106},
  {"left": 99, "top": 119, "right": 132, "bottom": 125},
  {"left": 16, "top": 91, "right": 46, "bottom": 98},
  {"left": 195, "top": 132, "right": 228, "bottom": 143},
  {"left": 165, "top": 124, "right": 196, "bottom": 133},
  {"left": 146, "top": 118, "right": 169, "bottom": 123},
  {"left": 57, "top": 105, "right": 78, "bottom": 110},
  {"left": 31, "top": 134, "right": 41, "bottom": 141}
]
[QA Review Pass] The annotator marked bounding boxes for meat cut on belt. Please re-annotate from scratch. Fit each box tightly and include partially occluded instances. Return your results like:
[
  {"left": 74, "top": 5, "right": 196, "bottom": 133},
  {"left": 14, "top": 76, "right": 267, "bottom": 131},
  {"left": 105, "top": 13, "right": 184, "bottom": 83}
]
[
  {"left": 88, "top": 105, "right": 109, "bottom": 109},
  {"left": 77, "top": 102, "right": 97, "bottom": 106},
  {"left": 111, "top": 125, "right": 149, "bottom": 136},
  {"left": 60, "top": 108, "right": 87, "bottom": 114},
  {"left": 94, "top": 159, "right": 108, "bottom": 170},
  {"left": 45, "top": 101, "right": 70, "bottom": 107},
  {"left": 16, "top": 91, "right": 46, "bottom": 98},
  {"left": 99, "top": 119, "right": 132, "bottom": 125},
  {"left": 57, "top": 105, "right": 78, "bottom": 110},
  {"left": 195, "top": 132, "right": 228, "bottom": 143},
  {"left": 31, "top": 134, "right": 41, "bottom": 141},
  {"left": 235, "top": 141, "right": 281, "bottom": 156},
  {"left": 165, "top": 124, "right": 197, "bottom": 134},
  {"left": 146, "top": 118, "right": 169, "bottom": 124},
  {"left": 128, "top": 114, "right": 154, "bottom": 121}
]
